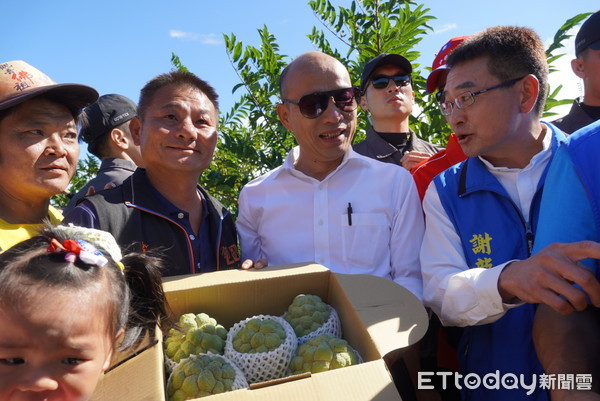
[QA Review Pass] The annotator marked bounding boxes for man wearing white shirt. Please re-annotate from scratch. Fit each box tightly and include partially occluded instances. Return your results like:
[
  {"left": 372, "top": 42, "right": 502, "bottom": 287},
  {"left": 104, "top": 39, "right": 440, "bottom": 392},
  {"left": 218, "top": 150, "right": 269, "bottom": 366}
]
[
  {"left": 237, "top": 51, "right": 424, "bottom": 301},
  {"left": 420, "top": 27, "right": 600, "bottom": 401}
]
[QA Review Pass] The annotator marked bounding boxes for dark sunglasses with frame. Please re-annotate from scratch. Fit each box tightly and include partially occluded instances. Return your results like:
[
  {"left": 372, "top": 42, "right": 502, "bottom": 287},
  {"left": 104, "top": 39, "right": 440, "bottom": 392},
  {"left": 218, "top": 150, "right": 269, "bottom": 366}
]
[
  {"left": 282, "top": 87, "right": 360, "bottom": 119},
  {"left": 369, "top": 74, "right": 412, "bottom": 90}
]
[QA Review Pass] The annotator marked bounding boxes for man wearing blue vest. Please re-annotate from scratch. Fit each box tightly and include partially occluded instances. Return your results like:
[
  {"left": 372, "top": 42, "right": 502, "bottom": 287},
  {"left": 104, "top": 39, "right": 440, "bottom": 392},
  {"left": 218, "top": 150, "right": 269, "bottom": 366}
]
[
  {"left": 420, "top": 26, "right": 600, "bottom": 401},
  {"left": 532, "top": 119, "right": 600, "bottom": 400}
]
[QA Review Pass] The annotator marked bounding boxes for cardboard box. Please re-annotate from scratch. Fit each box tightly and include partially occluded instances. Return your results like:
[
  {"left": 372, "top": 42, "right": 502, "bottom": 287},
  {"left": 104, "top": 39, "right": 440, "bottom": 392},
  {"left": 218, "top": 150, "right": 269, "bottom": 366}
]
[
  {"left": 92, "top": 338, "right": 164, "bottom": 401},
  {"left": 94, "top": 263, "right": 428, "bottom": 401}
]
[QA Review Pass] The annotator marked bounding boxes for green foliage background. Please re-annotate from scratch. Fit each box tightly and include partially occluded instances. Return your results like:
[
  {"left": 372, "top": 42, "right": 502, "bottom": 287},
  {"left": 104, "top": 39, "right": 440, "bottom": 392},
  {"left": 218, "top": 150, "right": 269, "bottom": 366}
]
[{"left": 55, "top": 1, "right": 591, "bottom": 215}]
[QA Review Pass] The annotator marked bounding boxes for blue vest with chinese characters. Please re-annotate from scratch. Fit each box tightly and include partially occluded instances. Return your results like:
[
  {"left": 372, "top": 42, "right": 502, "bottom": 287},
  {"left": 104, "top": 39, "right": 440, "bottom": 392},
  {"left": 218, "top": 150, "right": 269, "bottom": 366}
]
[{"left": 433, "top": 124, "right": 566, "bottom": 401}]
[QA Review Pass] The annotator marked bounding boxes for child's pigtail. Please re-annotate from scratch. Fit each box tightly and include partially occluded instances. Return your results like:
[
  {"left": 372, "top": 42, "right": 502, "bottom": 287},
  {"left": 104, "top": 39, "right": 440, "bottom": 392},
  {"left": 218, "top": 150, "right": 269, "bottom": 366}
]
[
  {"left": 119, "top": 251, "right": 173, "bottom": 350},
  {"left": 50, "top": 224, "right": 173, "bottom": 351}
]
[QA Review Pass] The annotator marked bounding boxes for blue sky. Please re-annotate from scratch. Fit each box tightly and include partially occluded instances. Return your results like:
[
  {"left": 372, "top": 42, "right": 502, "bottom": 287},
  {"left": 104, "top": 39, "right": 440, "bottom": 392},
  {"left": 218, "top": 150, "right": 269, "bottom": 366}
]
[{"left": 2, "top": 1, "right": 597, "bottom": 123}]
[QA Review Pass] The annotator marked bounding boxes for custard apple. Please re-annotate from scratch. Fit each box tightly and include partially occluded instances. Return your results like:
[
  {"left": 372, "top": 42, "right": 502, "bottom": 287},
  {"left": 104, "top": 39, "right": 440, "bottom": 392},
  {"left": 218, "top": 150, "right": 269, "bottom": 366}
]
[
  {"left": 289, "top": 334, "right": 359, "bottom": 374},
  {"left": 167, "top": 354, "right": 247, "bottom": 400},
  {"left": 284, "top": 294, "right": 331, "bottom": 337},
  {"left": 232, "top": 317, "right": 286, "bottom": 353},
  {"left": 165, "top": 313, "right": 228, "bottom": 363}
]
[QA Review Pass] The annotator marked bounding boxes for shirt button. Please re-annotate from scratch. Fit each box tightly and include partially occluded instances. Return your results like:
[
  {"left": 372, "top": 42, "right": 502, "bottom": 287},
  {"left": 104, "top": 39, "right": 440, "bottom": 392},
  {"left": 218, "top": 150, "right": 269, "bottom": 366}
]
[
  {"left": 177, "top": 213, "right": 184, "bottom": 219},
  {"left": 318, "top": 219, "right": 324, "bottom": 226},
  {"left": 189, "top": 234, "right": 196, "bottom": 240}
]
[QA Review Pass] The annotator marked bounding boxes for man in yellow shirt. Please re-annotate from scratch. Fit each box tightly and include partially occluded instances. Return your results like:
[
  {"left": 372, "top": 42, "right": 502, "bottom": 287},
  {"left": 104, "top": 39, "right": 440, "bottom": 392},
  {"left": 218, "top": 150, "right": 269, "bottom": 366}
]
[{"left": 0, "top": 60, "right": 97, "bottom": 251}]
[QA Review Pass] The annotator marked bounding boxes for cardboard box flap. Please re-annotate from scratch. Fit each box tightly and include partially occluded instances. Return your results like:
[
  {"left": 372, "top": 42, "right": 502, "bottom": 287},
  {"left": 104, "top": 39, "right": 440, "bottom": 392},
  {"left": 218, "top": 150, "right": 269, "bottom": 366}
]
[
  {"left": 205, "top": 359, "right": 401, "bottom": 401},
  {"left": 92, "top": 338, "right": 165, "bottom": 401},
  {"left": 163, "top": 263, "right": 329, "bottom": 291},
  {"left": 334, "top": 273, "right": 428, "bottom": 357}
]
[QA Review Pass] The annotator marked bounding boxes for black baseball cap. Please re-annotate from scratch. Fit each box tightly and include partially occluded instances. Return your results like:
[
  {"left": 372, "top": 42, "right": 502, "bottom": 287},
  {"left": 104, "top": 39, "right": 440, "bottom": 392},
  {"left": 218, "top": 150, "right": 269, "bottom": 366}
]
[
  {"left": 575, "top": 10, "right": 600, "bottom": 56},
  {"left": 80, "top": 94, "right": 137, "bottom": 155},
  {"left": 360, "top": 53, "right": 413, "bottom": 91}
]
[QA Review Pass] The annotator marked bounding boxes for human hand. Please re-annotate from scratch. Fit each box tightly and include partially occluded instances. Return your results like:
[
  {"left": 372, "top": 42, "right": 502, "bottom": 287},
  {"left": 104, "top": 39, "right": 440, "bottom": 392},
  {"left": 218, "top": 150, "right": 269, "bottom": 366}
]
[
  {"left": 240, "top": 258, "right": 268, "bottom": 270},
  {"left": 498, "top": 241, "right": 600, "bottom": 314},
  {"left": 400, "top": 151, "right": 431, "bottom": 171}
]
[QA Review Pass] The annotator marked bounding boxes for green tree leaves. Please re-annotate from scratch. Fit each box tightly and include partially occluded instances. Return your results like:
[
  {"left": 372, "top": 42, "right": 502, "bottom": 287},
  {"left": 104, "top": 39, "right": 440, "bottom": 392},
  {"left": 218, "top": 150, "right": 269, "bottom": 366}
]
[
  {"left": 53, "top": 2, "right": 587, "bottom": 215},
  {"left": 195, "top": 1, "right": 586, "bottom": 214}
]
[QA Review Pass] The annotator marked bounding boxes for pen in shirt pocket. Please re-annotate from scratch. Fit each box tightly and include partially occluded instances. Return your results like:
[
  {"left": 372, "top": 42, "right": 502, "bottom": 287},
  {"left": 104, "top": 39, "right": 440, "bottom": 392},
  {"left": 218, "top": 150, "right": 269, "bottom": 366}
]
[{"left": 347, "top": 202, "right": 353, "bottom": 226}]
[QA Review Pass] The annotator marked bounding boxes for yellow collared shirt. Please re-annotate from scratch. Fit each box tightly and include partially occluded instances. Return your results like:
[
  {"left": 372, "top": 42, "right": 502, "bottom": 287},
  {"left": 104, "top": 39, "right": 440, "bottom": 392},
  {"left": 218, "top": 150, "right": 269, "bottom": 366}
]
[{"left": 0, "top": 205, "right": 63, "bottom": 253}]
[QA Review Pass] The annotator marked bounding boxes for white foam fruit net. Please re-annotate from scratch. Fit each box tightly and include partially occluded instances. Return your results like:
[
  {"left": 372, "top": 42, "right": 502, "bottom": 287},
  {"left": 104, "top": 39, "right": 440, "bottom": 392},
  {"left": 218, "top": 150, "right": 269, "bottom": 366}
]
[
  {"left": 293, "top": 305, "right": 342, "bottom": 345},
  {"left": 166, "top": 352, "right": 248, "bottom": 399},
  {"left": 224, "top": 315, "right": 298, "bottom": 384}
]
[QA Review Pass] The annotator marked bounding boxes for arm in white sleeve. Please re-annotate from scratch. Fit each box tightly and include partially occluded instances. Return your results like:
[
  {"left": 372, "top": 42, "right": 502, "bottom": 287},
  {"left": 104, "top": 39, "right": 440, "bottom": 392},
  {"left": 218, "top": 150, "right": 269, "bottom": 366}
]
[
  {"left": 390, "top": 176, "right": 425, "bottom": 301},
  {"left": 420, "top": 182, "right": 520, "bottom": 327},
  {"left": 236, "top": 188, "right": 265, "bottom": 263}
]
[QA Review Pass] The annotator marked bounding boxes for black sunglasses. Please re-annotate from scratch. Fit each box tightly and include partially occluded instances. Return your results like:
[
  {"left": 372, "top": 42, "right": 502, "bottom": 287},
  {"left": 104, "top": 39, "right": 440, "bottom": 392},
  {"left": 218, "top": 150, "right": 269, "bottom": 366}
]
[
  {"left": 282, "top": 87, "right": 359, "bottom": 119},
  {"left": 370, "top": 74, "right": 412, "bottom": 90}
]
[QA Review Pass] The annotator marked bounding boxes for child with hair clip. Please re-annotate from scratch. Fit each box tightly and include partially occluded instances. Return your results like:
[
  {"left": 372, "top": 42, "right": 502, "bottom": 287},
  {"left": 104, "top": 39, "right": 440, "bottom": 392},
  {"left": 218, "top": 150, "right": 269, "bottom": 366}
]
[{"left": 0, "top": 224, "right": 171, "bottom": 401}]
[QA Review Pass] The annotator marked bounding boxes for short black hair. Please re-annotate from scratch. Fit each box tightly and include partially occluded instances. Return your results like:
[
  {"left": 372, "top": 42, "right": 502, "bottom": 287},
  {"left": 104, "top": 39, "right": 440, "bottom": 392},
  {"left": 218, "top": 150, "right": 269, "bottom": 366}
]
[
  {"left": 0, "top": 224, "right": 171, "bottom": 351},
  {"left": 138, "top": 71, "right": 219, "bottom": 119},
  {"left": 447, "top": 26, "right": 548, "bottom": 116}
]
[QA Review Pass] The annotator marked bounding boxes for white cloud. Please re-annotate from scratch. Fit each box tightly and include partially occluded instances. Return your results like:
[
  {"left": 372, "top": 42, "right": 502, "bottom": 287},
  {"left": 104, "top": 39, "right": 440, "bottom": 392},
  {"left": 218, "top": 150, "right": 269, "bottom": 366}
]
[
  {"left": 169, "top": 29, "right": 199, "bottom": 40},
  {"left": 433, "top": 23, "right": 457, "bottom": 34},
  {"left": 169, "top": 30, "right": 222, "bottom": 45},
  {"left": 199, "top": 33, "right": 223, "bottom": 45}
]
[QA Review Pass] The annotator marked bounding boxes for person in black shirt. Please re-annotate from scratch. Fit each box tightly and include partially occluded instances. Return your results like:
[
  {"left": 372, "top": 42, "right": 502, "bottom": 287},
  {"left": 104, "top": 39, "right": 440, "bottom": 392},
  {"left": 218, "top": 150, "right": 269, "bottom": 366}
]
[
  {"left": 354, "top": 53, "right": 443, "bottom": 170},
  {"left": 552, "top": 10, "right": 600, "bottom": 133}
]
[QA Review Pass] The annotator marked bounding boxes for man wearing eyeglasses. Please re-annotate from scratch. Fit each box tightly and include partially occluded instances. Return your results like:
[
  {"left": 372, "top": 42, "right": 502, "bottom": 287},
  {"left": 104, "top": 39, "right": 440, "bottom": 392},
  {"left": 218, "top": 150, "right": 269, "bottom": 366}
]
[
  {"left": 237, "top": 51, "right": 424, "bottom": 302},
  {"left": 353, "top": 53, "right": 443, "bottom": 171},
  {"left": 420, "top": 26, "right": 600, "bottom": 401}
]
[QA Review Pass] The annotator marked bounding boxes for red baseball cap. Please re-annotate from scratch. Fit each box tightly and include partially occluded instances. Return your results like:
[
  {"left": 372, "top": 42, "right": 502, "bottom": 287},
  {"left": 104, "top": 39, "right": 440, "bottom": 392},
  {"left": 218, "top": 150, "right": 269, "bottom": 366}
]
[{"left": 426, "top": 36, "right": 471, "bottom": 93}]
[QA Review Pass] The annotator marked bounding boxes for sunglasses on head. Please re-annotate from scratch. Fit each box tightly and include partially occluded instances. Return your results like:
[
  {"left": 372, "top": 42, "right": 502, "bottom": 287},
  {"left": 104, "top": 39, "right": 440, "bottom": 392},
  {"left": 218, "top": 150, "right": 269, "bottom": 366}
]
[
  {"left": 370, "top": 74, "right": 411, "bottom": 90},
  {"left": 282, "top": 87, "right": 359, "bottom": 119}
]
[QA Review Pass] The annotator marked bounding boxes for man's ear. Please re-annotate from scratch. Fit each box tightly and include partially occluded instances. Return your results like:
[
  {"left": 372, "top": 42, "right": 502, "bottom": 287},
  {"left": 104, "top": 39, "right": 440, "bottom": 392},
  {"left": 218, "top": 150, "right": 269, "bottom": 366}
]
[
  {"left": 277, "top": 103, "right": 293, "bottom": 132},
  {"left": 519, "top": 74, "right": 539, "bottom": 114},
  {"left": 129, "top": 117, "right": 142, "bottom": 146},
  {"left": 110, "top": 128, "right": 128, "bottom": 150},
  {"left": 571, "top": 57, "right": 585, "bottom": 79}
]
